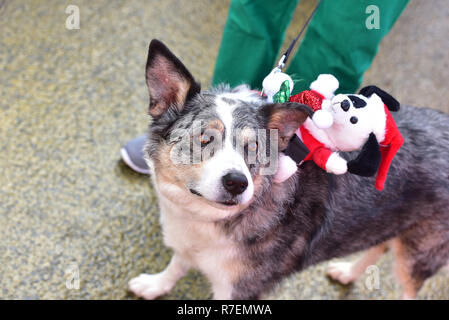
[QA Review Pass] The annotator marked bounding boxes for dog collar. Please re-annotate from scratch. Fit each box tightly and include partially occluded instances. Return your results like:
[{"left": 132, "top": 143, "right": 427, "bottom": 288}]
[{"left": 284, "top": 134, "right": 310, "bottom": 164}]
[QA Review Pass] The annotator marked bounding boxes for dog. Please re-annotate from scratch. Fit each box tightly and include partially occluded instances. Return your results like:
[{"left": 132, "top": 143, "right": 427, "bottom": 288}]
[{"left": 128, "top": 39, "right": 449, "bottom": 300}]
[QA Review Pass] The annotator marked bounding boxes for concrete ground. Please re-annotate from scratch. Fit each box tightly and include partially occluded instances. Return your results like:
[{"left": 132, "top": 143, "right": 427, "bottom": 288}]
[{"left": 0, "top": 0, "right": 447, "bottom": 299}]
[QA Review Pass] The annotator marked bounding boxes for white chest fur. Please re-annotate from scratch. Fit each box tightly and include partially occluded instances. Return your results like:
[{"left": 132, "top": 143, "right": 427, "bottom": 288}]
[{"left": 152, "top": 176, "right": 244, "bottom": 298}]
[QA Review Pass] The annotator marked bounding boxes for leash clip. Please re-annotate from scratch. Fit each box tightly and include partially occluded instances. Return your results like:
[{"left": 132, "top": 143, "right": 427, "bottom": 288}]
[{"left": 277, "top": 55, "right": 286, "bottom": 70}]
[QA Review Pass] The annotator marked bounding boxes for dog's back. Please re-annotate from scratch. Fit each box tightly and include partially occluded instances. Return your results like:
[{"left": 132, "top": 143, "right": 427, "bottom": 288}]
[{"left": 229, "top": 105, "right": 449, "bottom": 299}]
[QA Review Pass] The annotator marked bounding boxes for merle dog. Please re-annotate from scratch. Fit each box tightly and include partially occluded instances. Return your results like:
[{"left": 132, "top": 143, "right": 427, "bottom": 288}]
[{"left": 128, "top": 40, "right": 449, "bottom": 300}]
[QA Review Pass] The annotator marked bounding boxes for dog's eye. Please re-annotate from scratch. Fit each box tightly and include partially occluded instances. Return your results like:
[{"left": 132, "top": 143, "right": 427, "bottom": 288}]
[
  {"left": 350, "top": 116, "right": 358, "bottom": 124},
  {"left": 248, "top": 142, "right": 258, "bottom": 152},
  {"left": 198, "top": 134, "right": 214, "bottom": 146}
]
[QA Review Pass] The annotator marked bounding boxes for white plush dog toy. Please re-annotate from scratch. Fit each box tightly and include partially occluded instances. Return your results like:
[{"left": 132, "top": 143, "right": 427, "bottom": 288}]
[{"left": 273, "top": 74, "right": 403, "bottom": 191}]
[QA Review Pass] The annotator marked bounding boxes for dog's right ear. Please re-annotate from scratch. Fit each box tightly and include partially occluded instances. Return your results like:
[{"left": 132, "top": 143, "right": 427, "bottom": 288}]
[
  {"left": 145, "top": 39, "right": 201, "bottom": 117},
  {"left": 260, "top": 102, "right": 314, "bottom": 150}
]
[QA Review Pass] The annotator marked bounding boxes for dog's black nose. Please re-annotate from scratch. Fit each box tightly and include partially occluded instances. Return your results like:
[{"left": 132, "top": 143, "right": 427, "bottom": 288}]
[
  {"left": 341, "top": 100, "right": 350, "bottom": 111},
  {"left": 222, "top": 171, "right": 248, "bottom": 195}
]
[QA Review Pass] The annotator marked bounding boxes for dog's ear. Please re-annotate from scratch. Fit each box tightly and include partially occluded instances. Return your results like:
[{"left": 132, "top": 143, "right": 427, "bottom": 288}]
[
  {"left": 260, "top": 102, "right": 313, "bottom": 150},
  {"left": 359, "top": 85, "right": 400, "bottom": 112},
  {"left": 145, "top": 39, "right": 201, "bottom": 117}
]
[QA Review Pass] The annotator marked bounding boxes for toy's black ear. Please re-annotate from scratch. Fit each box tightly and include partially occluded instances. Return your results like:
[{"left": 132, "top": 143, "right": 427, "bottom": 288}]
[
  {"left": 145, "top": 39, "right": 201, "bottom": 117},
  {"left": 260, "top": 102, "right": 314, "bottom": 151},
  {"left": 359, "top": 85, "right": 400, "bottom": 112}
]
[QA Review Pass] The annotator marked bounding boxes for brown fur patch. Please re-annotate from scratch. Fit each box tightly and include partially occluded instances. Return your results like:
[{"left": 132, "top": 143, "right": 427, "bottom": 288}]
[
  {"left": 153, "top": 142, "right": 202, "bottom": 188},
  {"left": 207, "top": 119, "right": 224, "bottom": 133}
]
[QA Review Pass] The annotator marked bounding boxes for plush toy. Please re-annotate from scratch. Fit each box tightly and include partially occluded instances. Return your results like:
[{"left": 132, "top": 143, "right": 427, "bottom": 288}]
[
  {"left": 262, "top": 69, "right": 334, "bottom": 128},
  {"left": 262, "top": 67, "right": 294, "bottom": 103},
  {"left": 264, "top": 73, "right": 404, "bottom": 191}
]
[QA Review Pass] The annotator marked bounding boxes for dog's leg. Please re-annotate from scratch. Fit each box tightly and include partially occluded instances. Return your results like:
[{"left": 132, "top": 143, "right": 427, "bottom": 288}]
[
  {"left": 391, "top": 215, "right": 449, "bottom": 300},
  {"left": 128, "top": 253, "right": 188, "bottom": 299},
  {"left": 327, "top": 243, "right": 387, "bottom": 285},
  {"left": 390, "top": 238, "right": 423, "bottom": 300}
]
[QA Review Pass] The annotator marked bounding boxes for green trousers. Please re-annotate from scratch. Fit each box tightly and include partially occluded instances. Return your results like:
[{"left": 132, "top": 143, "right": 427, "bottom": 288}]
[{"left": 212, "top": 0, "right": 409, "bottom": 94}]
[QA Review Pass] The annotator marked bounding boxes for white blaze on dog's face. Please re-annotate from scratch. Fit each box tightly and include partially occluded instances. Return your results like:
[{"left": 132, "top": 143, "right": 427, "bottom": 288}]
[
  {"left": 194, "top": 94, "right": 256, "bottom": 207},
  {"left": 327, "top": 93, "right": 386, "bottom": 152}
]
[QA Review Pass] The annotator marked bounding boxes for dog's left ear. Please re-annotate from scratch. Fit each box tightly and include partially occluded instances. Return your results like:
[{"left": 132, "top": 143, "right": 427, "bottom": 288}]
[
  {"left": 260, "top": 102, "right": 313, "bottom": 150},
  {"left": 145, "top": 39, "right": 201, "bottom": 117},
  {"left": 359, "top": 85, "right": 400, "bottom": 112}
]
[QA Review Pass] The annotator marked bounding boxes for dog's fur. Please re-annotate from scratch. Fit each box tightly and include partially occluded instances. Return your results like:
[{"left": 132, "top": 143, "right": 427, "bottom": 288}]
[{"left": 128, "top": 40, "right": 449, "bottom": 300}]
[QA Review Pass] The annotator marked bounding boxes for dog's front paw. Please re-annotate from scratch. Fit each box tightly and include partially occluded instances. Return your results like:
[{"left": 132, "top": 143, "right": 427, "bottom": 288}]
[
  {"left": 326, "top": 262, "right": 356, "bottom": 285},
  {"left": 128, "top": 273, "right": 171, "bottom": 300}
]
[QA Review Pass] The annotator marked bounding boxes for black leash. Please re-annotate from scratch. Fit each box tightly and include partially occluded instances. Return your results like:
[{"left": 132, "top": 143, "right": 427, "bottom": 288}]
[
  {"left": 277, "top": 0, "right": 323, "bottom": 69},
  {"left": 275, "top": 0, "right": 323, "bottom": 165}
]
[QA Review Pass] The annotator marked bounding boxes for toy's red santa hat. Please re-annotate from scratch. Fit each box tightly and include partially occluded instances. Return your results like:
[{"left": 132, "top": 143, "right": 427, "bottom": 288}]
[
  {"left": 290, "top": 81, "right": 404, "bottom": 191},
  {"left": 359, "top": 86, "right": 404, "bottom": 191},
  {"left": 290, "top": 74, "right": 338, "bottom": 129}
]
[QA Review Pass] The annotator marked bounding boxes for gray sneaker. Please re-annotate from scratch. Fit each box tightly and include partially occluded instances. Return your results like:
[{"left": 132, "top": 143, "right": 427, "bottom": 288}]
[{"left": 120, "top": 135, "right": 150, "bottom": 174}]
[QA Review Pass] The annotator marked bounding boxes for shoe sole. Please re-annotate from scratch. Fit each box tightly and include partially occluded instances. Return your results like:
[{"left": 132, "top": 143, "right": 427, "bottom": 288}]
[{"left": 120, "top": 148, "right": 150, "bottom": 175}]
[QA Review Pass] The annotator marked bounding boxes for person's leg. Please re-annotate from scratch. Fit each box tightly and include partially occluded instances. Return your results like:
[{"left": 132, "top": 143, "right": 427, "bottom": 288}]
[
  {"left": 212, "top": 0, "right": 299, "bottom": 89},
  {"left": 287, "top": 0, "right": 409, "bottom": 94}
]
